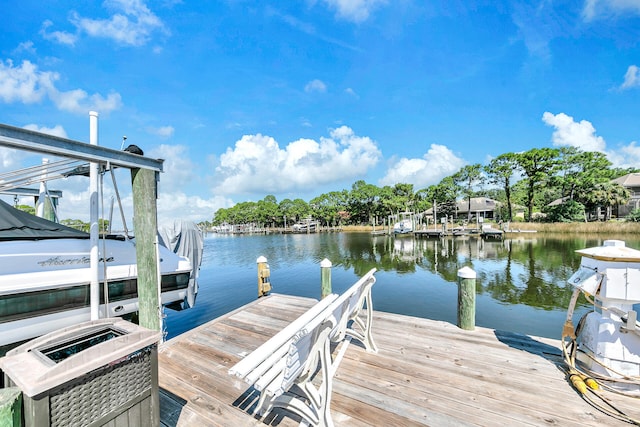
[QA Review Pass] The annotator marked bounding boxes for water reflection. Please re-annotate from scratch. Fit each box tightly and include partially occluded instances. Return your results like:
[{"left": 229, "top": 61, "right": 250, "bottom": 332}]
[
  {"left": 347, "top": 234, "right": 639, "bottom": 311},
  {"left": 166, "top": 232, "right": 640, "bottom": 340}
]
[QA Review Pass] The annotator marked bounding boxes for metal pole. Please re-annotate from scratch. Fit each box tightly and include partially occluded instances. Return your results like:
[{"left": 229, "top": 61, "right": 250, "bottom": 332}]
[{"left": 89, "top": 111, "right": 100, "bottom": 320}]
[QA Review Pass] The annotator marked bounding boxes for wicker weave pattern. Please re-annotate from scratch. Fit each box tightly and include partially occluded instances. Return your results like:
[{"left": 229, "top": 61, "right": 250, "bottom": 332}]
[{"left": 49, "top": 346, "right": 153, "bottom": 427}]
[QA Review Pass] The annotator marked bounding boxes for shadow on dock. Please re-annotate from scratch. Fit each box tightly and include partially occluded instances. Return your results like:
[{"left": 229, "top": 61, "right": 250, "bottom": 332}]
[
  {"left": 494, "top": 329, "right": 563, "bottom": 359},
  {"left": 158, "top": 294, "right": 634, "bottom": 426}
]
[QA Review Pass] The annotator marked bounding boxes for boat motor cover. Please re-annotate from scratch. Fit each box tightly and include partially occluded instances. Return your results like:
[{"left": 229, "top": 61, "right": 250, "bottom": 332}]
[
  {"left": 0, "top": 199, "right": 89, "bottom": 241},
  {"left": 158, "top": 220, "right": 204, "bottom": 308}
]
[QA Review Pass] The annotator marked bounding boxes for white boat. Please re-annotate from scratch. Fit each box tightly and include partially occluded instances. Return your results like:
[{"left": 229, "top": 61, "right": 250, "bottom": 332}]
[
  {"left": 292, "top": 219, "right": 318, "bottom": 233},
  {"left": 393, "top": 212, "right": 414, "bottom": 234},
  {"left": 0, "top": 199, "right": 200, "bottom": 352}
]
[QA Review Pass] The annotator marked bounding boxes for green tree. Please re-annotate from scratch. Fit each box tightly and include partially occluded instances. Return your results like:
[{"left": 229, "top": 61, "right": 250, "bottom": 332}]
[
  {"left": 628, "top": 208, "right": 640, "bottom": 222},
  {"left": 543, "top": 199, "right": 585, "bottom": 222},
  {"left": 278, "top": 198, "right": 295, "bottom": 226},
  {"left": 257, "top": 195, "right": 280, "bottom": 227},
  {"left": 15, "top": 204, "right": 36, "bottom": 215},
  {"left": 310, "top": 191, "right": 347, "bottom": 226},
  {"left": 484, "top": 153, "right": 518, "bottom": 221},
  {"left": 557, "top": 148, "right": 612, "bottom": 203},
  {"left": 348, "top": 180, "right": 381, "bottom": 225},
  {"left": 427, "top": 176, "right": 459, "bottom": 219},
  {"left": 453, "top": 164, "right": 483, "bottom": 221},
  {"left": 584, "top": 182, "right": 630, "bottom": 221},
  {"left": 515, "top": 148, "right": 560, "bottom": 221},
  {"left": 290, "top": 198, "right": 311, "bottom": 223},
  {"left": 413, "top": 188, "right": 432, "bottom": 215},
  {"left": 393, "top": 183, "right": 414, "bottom": 211}
]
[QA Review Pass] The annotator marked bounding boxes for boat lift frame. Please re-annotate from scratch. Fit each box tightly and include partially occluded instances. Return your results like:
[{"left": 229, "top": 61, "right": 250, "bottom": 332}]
[{"left": 0, "top": 115, "right": 165, "bottom": 329}]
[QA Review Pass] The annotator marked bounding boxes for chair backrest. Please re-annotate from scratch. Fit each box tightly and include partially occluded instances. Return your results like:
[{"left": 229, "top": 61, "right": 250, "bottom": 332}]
[
  {"left": 229, "top": 293, "right": 339, "bottom": 380},
  {"left": 279, "top": 318, "right": 334, "bottom": 394},
  {"left": 328, "top": 268, "right": 376, "bottom": 341}
]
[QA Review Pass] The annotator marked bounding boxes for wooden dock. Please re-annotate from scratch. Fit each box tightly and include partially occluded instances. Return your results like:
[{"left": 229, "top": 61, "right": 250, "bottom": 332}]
[
  {"left": 413, "top": 230, "right": 444, "bottom": 238},
  {"left": 158, "top": 294, "right": 636, "bottom": 426}
]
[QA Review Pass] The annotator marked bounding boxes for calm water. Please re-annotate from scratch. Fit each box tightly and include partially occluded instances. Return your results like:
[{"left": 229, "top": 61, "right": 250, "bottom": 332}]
[{"left": 164, "top": 232, "right": 640, "bottom": 340}]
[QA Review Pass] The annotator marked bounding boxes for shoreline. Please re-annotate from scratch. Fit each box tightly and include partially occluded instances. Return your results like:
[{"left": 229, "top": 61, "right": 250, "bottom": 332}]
[{"left": 343, "top": 221, "right": 640, "bottom": 234}]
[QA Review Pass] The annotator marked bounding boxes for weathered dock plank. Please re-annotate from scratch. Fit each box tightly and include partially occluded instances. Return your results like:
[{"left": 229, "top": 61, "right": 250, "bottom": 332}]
[{"left": 158, "top": 294, "right": 635, "bottom": 426}]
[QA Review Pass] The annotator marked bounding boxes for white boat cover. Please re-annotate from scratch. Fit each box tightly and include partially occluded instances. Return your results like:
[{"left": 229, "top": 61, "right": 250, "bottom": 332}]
[{"left": 158, "top": 220, "right": 204, "bottom": 308}]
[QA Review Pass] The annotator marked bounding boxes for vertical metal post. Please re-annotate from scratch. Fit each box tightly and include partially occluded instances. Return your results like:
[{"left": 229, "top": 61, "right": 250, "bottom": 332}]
[
  {"left": 321, "top": 258, "right": 332, "bottom": 299},
  {"left": 257, "top": 256, "right": 271, "bottom": 297},
  {"left": 457, "top": 266, "right": 476, "bottom": 330},
  {"left": 89, "top": 111, "right": 100, "bottom": 320}
]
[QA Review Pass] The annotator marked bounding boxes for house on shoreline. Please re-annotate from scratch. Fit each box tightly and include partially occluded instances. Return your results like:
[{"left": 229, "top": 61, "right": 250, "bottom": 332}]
[
  {"left": 547, "top": 172, "right": 640, "bottom": 220},
  {"left": 423, "top": 197, "right": 524, "bottom": 222},
  {"left": 612, "top": 172, "right": 640, "bottom": 217}
]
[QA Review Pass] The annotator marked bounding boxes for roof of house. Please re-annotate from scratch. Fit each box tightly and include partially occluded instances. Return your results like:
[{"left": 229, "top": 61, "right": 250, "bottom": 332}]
[
  {"left": 456, "top": 197, "right": 500, "bottom": 213},
  {"left": 613, "top": 173, "right": 640, "bottom": 188},
  {"left": 424, "top": 197, "right": 501, "bottom": 215}
]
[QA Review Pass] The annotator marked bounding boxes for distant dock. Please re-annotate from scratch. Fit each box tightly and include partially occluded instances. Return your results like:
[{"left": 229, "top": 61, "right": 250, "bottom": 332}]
[{"left": 157, "top": 294, "right": 633, "bottom": 426}]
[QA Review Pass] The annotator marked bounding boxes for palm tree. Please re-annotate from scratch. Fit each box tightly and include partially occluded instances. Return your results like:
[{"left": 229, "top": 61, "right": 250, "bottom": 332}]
[{"left": 585, "top": 182, "right": 630, "bottom": 220}]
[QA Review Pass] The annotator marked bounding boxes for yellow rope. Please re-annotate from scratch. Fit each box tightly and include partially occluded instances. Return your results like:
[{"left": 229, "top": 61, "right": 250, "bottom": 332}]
[{"left": 561, "top": 291, "right": 640, "bottom": 425}]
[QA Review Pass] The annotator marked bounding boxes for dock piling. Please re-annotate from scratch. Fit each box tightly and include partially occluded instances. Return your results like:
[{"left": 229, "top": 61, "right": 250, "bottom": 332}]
[
  {"left": 257, "top": 256, "right": 271, "bottom": 297},
  {"left": 0, "top": 388, "right": 22, "bottom": 427},
  {"left": 131, "top": 167, "right": 161, "bottom": 332},
  {"left": 321, "top": 258, "right": 332, "bottom": 299},
  {"left": 457, "top": 266, "right": 476, "bottom": 330}
]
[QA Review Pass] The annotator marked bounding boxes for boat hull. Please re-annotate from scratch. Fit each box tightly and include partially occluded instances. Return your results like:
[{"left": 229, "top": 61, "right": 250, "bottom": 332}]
[{"left": 0, "top": 237, "right": 193, "bottom": 349}]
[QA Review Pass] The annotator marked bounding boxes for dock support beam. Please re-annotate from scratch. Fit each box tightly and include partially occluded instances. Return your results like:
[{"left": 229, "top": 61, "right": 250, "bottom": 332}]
[
  {"left": 131, "top": 167, "right": 161, "bottom": 332},
  {"left": 321, "top": 258, "right": 332, "bottom": 299},
  {"left": 457, "top": 267, "right": 476, "bottom": 331}
]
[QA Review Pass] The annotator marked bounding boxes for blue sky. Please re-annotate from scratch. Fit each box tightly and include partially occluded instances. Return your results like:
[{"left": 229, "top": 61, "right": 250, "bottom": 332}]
[{"left": 1, "top": 0, "right": 640, "bottom": 225}]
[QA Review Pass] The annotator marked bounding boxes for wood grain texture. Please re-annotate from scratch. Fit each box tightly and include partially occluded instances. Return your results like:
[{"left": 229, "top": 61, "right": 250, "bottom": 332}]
[{"left": 159, "top": 294, "right": 636, "bottom": 426}]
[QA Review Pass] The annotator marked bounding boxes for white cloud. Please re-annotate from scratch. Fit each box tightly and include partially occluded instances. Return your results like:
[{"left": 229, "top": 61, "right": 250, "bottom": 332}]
[
  {"left": 583, "top": 0, "right": 640, "bottom": 21},
  {"left": 620, "top": 65, "right": 640, "bottom": 90},
  {"left": 305, "top": 79, "right": 327, "bottom": 93},
  {"left": 40, "top": 20, "right": 78, "bottom": 46},
  {"left": 22, "top": 124, "right": 68, "bottom": 138},
  {"left": 0, "top": 59, "right": 122, "bottom": 114},
  {"left": 15, "top": 41, "right": 36, "bottom": 55},
  {"left": 148, "top": 144, "right": 196, "bottom": 192},
  {"left": 50, "top": 155, "right": 227, "bottom": 224},
  {"left": 379, "top": 144, "right": 466, "bottom": 188},
  {"left": 0, "top": 148, "right": 27, "bottom": 170},
  {"left": 344, "top": 87, "right": 359, "bottom": 98},
  {"left": 542, "top": 112, "right": 606, "bottom": 152},
  {"left": 322, "top": 0, "right": 387, "bottom": 23},
  {"left": 542, "top": 111, "right": 640, "bottom": 169},
  {"left": 213, "top": 126, "right": 381, "bottom": 195},
  {"left": 148, "top": 125, "right": 175, "bottom": 138},
  {"left": 606, "top": 141, "right": 640, "bottom": 169},
  {"left": 0, "top": 60, "right": 49, "bottom": 103},
  {"left": 156, "top": 192, "right": 232, "bottom": 224},
  {"left": 69, "top": 0, "right": 168, "bottom": 46}
]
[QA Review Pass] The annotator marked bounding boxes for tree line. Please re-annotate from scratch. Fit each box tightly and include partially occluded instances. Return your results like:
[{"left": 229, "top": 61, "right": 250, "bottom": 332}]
[{"left": 207, "top": 147, "right": 639, "bottom": 228}]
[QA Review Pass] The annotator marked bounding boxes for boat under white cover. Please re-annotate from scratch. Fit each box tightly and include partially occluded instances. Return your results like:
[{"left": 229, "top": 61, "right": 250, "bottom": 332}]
[
  {"left": 0, "top": 199, "right": 198, "bottom": 350},
  {"left": 393, "top": 212, "right": 414, "bottom": 234}
]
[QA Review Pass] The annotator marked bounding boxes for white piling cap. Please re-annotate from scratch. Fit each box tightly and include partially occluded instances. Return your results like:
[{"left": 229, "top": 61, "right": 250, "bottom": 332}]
[
  {"left": 457, "top": 266, "right": 476, "bottom": 279},
  {"left": 320, "top": 258, "right": 332, "bottom": 268},
  {"left": 256, "top": 255, "right": 267, "bottom": 263}
]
